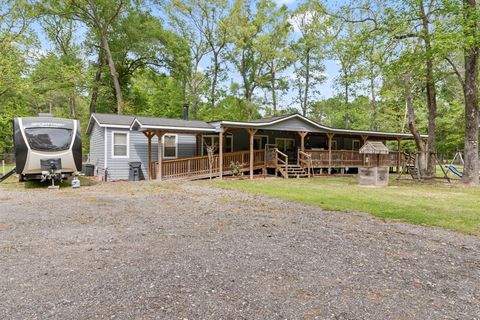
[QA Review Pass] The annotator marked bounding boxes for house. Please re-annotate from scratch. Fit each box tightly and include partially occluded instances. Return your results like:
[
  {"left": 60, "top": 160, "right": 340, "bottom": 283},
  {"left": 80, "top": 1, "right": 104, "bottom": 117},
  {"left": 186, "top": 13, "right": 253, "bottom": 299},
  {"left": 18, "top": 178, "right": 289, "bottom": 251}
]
[{"left": 87, "top": 112, "right": 427, "bottom": 181}]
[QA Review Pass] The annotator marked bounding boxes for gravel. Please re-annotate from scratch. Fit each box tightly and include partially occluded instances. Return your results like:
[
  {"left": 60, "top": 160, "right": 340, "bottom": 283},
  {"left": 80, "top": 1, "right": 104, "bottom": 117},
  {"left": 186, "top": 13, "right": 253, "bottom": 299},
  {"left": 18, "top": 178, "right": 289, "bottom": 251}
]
[{"left": 0, "top": 180, "right": 479, "bottom": 320}]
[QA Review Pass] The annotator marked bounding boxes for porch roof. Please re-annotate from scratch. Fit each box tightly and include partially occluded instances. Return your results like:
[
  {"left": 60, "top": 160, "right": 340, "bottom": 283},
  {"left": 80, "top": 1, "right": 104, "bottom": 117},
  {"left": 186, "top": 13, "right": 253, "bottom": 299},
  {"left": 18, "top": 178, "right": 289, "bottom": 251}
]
[{"left": 210, "top": 113, "right": 428, "bottom": 140}]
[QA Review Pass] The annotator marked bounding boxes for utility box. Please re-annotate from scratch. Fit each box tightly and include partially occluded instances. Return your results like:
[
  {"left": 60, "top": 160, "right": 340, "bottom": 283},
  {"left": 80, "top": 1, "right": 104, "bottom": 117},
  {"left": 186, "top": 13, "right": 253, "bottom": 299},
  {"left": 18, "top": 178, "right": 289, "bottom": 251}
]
[
  {"left": 128, "top": 162, "right": 144, "bottom": 181},
  {"left": 82, "top": 164, "right": 94, "bottom": 176},
  {"left": 359, "top": 141, "right": 390, "bottom": 186}
]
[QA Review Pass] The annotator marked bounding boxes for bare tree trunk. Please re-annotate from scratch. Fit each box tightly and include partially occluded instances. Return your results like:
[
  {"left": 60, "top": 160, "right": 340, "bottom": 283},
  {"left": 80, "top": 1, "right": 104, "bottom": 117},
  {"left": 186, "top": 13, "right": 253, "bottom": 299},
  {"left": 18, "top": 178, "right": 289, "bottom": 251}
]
[
  {"left": 87, "top": 0, "right": 124, "bottom": 114},
  {"left": 302, "top": 48, "right": 311, "bottom": 117},
  {"left": 370, "top": 75, "right": 378, "bottom": 131},
  {"left": 70, "top": 95, "right": 77, "bottom": 119},
  {"left": 344, "top": 80, "right": 350, "bottom": 129},
  {"left": 462, "top": 0, "right": 479, "bottom": 185},
  {"left": 420, "top": 3, "right": 437, "bottom": 177},
  {"left": 100, "top": 35, "right": 123, "bottom": 114},
  {"left": 404, "top": 74, "right": 426, "bottom": 176},
  {"left": 89, "top": 48, "right": 104, "bottom": 114},
  {"left": 210, "top": 51, "right": 220, "bottom": 113},
  {"left": 270, "top": 67, "right": 277, "bottom": 115}
]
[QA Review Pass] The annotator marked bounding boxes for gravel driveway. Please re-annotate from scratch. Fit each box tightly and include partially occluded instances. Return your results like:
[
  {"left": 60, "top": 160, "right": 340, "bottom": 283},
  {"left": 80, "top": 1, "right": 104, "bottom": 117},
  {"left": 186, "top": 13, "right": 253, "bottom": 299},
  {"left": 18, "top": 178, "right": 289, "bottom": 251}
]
[{"left": 0, "top": 180, "right": 479, "bottom": 319}]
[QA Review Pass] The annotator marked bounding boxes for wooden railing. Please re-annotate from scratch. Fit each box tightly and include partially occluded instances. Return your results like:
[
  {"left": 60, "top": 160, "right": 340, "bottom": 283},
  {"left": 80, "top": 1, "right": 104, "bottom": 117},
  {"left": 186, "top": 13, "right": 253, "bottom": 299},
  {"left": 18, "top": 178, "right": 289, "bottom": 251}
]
[
  {"left": 275, "top": 148, "right": 289, "bottom": 179},
  {"left": 298, "top": 150, "right": 312, "bottom": 178},
  {"left": 152, "top": 149, "right": 265, "bottom": 180},
  {"left": 306, "top": 149, "right": 402, "bottom": 168}
]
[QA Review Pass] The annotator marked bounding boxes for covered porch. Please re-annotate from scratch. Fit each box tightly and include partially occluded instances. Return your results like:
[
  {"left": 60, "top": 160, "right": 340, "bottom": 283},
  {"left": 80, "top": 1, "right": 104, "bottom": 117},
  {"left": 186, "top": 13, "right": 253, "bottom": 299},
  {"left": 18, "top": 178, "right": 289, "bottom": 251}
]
[{"left": 131, "top": 113, "right": 424, "bottom": 181}]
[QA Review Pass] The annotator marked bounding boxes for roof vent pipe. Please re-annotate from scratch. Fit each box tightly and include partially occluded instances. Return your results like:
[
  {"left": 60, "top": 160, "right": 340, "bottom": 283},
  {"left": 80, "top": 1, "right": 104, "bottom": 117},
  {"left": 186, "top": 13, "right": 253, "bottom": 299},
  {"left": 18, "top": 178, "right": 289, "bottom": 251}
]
[{"left": 183, "top": 104, "right": 189, "bottom": 121}]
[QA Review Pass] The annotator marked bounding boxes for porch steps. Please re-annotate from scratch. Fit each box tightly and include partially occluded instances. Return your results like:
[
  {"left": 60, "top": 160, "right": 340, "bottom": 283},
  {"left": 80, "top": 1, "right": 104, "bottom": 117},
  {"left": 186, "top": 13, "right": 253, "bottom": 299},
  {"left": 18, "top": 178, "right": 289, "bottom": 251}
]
[{"left": 279, "top": 164, "right": 309, "bottom": 178}]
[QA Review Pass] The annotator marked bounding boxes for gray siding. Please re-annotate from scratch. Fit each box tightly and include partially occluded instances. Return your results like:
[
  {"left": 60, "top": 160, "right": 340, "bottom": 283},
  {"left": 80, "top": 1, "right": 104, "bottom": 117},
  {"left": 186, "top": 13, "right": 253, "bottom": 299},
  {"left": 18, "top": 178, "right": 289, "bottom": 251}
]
[
  {"left": 105, "top": 129, "right": 196, "bottom": 180},
  {"left": 89, "top": 122, "right": 105, "bottom": 176}
]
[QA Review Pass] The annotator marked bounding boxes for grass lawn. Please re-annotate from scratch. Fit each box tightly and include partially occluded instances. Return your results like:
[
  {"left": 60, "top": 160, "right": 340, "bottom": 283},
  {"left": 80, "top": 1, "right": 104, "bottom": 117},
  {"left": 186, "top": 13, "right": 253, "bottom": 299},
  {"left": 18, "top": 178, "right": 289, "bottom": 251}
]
[
  {"left": 213, "top": 176, "right": 480, "bottom": 236},
  {"left": 1, "top": 163, "right": 15, "bottom": 176}
]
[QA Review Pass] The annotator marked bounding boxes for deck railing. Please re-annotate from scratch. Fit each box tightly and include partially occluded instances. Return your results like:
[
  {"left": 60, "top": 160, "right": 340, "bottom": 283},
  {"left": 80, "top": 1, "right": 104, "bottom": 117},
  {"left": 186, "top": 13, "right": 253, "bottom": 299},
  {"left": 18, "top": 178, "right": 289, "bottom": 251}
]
[
  {"left": 150, "top": 148, "right": 403, "bottom": 180},
  {"left": 306, "top": 149, "right": 402, "bottom": 168},
  {"left": 152, "top": 149, "right": 265, "bottom": 180}
]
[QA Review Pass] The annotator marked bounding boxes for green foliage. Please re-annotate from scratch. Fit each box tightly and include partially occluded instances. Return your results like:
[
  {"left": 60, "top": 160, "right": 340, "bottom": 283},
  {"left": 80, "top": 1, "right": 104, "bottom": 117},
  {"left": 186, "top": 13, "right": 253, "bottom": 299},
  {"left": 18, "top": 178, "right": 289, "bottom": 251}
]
[{"left": 126, "top": 69, "right": 184, "bottom": 118}]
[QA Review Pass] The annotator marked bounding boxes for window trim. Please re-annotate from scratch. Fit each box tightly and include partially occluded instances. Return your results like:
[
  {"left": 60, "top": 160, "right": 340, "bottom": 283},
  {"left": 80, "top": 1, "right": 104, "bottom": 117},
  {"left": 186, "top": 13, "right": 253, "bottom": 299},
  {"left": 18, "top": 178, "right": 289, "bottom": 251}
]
[
  {"left": 162, "top": 134, "right": 178, "bottom": 159},
  {"left": 275, "top": 138, "right": 296, "bottom": 152},
  {"left": 254, "top": 135, "right": 269, "bottom": 150},
  {"left": 201, "top": 134, "right": 233, "bottom": 155},
  {"left": 352, "top": 139, "right": 360, "bottom": 150},
  {"left": 332, "top": 140, "right": 337, "bottom": 150},
  {"left": 111, "top": 131, "right": 129, "bottom": 158}
]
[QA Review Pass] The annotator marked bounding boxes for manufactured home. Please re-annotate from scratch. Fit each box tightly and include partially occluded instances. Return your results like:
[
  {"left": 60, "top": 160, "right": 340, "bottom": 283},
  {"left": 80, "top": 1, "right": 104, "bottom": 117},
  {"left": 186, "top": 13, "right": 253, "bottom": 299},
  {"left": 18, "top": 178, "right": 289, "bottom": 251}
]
[{"left": 86, "top": 112, "right": 427, "bottom": 181}]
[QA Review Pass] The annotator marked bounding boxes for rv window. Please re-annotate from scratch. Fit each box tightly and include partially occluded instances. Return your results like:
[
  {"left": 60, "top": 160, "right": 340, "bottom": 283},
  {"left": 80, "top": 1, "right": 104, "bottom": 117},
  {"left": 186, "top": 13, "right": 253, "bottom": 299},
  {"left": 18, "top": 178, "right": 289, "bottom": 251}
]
[
  {"left": 113, "top": 132, "right": 128, "bottom": 157},
  {"left": 25, "top": 128, "right": 72, "bottom": 151}
]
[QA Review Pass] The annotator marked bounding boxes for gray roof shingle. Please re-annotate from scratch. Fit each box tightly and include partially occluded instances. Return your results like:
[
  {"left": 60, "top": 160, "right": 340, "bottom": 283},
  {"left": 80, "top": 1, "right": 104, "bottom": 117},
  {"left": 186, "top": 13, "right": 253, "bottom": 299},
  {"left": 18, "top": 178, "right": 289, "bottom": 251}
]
[
  {"left": 92, "top": 113, "right": 135, "bottom": 126},
  {"left": 135, "top": 116, "right": 214, "bottom": 129}
]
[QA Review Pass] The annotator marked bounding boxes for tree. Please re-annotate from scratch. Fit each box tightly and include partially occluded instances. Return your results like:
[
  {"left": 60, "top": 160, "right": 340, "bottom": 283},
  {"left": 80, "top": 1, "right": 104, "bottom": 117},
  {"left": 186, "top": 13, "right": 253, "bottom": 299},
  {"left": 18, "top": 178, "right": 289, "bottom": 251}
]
[
  {"left": 461, "top": 0, "right": 479, "bottom": 184},
  {"left": 290, "top": 0, "right": 328, "bottom": 116},
  {"left": 41, "top": 0, "right": 129, "bottom": 114},
  {"left": 226, "top": 0, "right": 273, "bottom": 119},
  {"left": 164, "top": 0, "right": 211, "bottom": 118},
  {"left": 167, "top": 0, "right": 229, "bottom": 114},
  {"left": 257, "top": 2, "right": 293, "bottom": 115}
]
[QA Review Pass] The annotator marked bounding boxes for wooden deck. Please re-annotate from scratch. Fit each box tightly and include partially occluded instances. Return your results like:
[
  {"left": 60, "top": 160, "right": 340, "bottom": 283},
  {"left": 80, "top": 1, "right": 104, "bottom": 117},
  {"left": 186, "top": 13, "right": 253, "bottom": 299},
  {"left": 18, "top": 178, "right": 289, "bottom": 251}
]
[{"left": 151, "top": 149, "right": 403, "bottom": 180}]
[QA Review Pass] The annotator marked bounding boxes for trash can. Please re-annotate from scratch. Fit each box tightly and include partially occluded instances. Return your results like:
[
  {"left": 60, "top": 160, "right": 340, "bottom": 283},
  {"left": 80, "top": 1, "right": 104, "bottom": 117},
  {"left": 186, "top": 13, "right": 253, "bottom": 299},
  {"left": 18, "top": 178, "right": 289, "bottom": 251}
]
[
  {"left": 82, "top": 164, "right": 95, "bottom": 176},
  {"left": 128, "top": 162, "right": 144, "bottom": 181}
]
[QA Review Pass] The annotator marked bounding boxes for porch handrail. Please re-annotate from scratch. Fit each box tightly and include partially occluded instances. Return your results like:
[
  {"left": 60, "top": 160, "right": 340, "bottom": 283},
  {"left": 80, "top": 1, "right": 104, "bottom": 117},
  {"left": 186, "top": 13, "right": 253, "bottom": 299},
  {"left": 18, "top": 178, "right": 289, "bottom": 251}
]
[
  {"left": 298, "top": 150, "right": 312, "bottom": 178},
  {"left": 275, "top": 148, "right": 289, "bottom": 179}
]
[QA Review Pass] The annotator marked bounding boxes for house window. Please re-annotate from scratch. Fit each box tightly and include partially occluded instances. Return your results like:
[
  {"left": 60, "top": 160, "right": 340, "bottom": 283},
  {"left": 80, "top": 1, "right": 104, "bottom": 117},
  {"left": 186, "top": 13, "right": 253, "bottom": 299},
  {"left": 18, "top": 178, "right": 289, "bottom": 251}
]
[
  {"left": 112, "top": 132, "right": 128, "bottom": 158},
  {"left": 254, "top": 135, "right": 269, "bottom": 150},
  {"left": 202, "top": 135, "right": 233, "bottom": 155},
  {"left": 163, "top": 134, "right": 177, "bottom": 158},
  {"left": 332, "top": 140, "right": 337, "bottom": 150},
  {"left": 275, "top": 138, "right": 295, "bottom": 153},
  {"left": 352, "top": 140, "right": 360, "bottom": 150}
]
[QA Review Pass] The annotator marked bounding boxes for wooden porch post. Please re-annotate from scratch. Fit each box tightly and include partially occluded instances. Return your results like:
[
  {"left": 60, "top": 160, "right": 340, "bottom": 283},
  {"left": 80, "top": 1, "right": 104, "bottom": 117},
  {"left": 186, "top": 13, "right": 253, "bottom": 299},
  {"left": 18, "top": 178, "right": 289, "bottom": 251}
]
[
  {"left": 396, "top": 138, "right": 402, "bottom": 173},
  {"left": 247, "top": 128, "right": 258, "bottom": 180},
  {"left": 361, "top": 135, "right": 368, "bottom": 166},
  {"left": 327, "top": 133, "right": 334, "bottom": 174},
  {"left": 156, "top": 131, "right": 164, "bottom": 181},
  {"left": 298, "top": 131, "right": 308, "bottom": 152},
  {"left": 143, "top": 131, "right": 154, "bottom": 180},
  {"left": 298, "top": 131, "right": 308, "bottom": 165},
  {"left": 219, "top": 130, "right": 224, "bottom": 180}
]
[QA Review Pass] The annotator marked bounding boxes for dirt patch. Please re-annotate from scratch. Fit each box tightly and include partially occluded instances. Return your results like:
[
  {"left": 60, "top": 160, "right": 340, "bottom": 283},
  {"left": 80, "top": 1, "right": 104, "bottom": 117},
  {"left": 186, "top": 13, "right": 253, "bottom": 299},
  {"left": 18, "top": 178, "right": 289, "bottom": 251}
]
[{"left": 0, "top": 180, "right": 479, "bottom": 319}]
